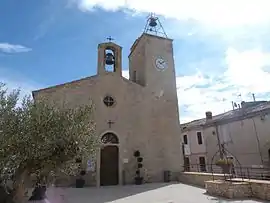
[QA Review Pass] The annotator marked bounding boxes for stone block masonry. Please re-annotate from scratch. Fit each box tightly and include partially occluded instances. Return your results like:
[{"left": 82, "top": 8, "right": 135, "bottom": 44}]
[
  {"left": 178, "top": 172, "right": 270, "bottom": 201},
  {"left": 205, "top": 180, "right": 252, "bottom": 199}
]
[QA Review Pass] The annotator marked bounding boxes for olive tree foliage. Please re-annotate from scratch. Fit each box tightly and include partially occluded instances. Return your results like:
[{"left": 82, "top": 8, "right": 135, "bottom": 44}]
[{"left": 0, "top": 82, "right": 97, "bottom": 186}]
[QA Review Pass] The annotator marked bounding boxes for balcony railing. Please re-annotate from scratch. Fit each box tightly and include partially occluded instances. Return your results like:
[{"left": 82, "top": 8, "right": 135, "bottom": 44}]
[{"left": 183, "top": 164, "right": 270, "bottom": 181}]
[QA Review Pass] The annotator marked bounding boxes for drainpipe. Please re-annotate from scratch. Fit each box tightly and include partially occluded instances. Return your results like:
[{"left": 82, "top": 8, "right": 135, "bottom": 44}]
[{"left": 251, "top": 117, "right": 264, "bottom": 165}]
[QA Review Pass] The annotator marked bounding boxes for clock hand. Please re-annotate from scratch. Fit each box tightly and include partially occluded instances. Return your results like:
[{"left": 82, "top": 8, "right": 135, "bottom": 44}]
[{"left": 158, "top": 60, "right": 164, "bottom": 65}]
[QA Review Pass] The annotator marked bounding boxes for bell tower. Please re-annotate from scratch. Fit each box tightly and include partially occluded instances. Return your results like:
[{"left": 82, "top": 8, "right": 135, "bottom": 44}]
[
  {"left": 97, "top": 38, "right": 122, "bottom": 76},
  {"left": 129, "top": 14, "right": 183, "bottom": 177},
  {"left": 129, "top": 13, "right": 177, "bottom": 95}
]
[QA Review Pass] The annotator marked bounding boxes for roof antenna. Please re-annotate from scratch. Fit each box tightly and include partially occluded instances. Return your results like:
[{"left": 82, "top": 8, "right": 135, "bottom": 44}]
[{"left": 143, "top": 13, "right": 168, "bottom": 38}]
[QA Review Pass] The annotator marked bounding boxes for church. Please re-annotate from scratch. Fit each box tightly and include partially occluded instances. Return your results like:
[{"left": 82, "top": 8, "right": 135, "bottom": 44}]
[{"left": 32, "top": 15, "right": 183, "bottom": 187}]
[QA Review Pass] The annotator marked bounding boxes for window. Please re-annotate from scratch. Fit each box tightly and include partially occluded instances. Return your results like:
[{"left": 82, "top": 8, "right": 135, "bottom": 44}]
[
  {"left": 103, "top": 95, "right": 115, "bottom": 107},
  {"left": 199, "top": 156, "right": 206, "bottom": 172},
  {"left": 197, "top": 132, "right": 203, "bottom": 145},
  {"left": 183, "top": 134, "right": 188, "bottom": 145}
]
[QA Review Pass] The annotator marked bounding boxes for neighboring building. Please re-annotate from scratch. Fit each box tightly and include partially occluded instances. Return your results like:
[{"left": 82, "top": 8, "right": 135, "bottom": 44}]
[
  {"left": 181, "top": 101, "right": 270, "bottom": 172},
  {"left": 32, "top": 19, "right": 183, "bottom": 186}
]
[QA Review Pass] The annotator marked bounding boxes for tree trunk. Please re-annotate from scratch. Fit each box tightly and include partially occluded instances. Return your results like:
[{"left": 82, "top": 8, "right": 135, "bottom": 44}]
[
  {"left": 28, "top": 175, "right": 48, "bottom": 201},
  {"left": 28, "top": 185, "right": 47, "bottom": 201},
  {"left": 12, "top": 169, "right": 28, "bottom": 203}
]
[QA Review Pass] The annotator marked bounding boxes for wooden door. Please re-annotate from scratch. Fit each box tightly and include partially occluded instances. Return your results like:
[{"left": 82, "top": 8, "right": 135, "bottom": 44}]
[{"left": 100, "top": 145, "right": 119, "bottom": 186}]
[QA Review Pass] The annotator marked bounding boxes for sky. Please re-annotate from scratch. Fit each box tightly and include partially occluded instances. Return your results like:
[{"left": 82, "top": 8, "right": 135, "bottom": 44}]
[{"left": 1, "top": 0, "right": 270, "bottom": 123}]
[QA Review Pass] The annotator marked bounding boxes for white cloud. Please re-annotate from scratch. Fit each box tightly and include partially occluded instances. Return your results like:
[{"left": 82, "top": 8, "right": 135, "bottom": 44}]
[
  {"left": 0, "top": 68, "right": 41, "bottom": 100},
  {"left": 224, "top": 48, "right": 270, "bottom": 92},
  {"left": 0, "top": 43, "right": 32, "bottom": 54},
  {"left": 74, "top": 0, "right": 270, "bottom": 27},
  {"left": 179, "top": 48, "right": 270, "bottom": 123},
  {"left": 123, "top": 48, "right": 270, "bottom": 123},
  {"left": 122, "top": 69, "right": 129, "bottom": 79}
]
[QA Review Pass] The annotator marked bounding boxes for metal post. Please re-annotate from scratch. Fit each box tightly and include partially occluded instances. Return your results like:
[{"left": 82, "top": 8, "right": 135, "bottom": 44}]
[{"left": 215, "top": 124, "right": 223, "bottom": 159}]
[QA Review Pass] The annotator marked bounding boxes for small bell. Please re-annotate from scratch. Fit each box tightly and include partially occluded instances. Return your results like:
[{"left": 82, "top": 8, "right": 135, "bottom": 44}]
[
  {"left": 149, "top": 17, "right": 157, "bottom": 27},
  {"left": 105, "top": 52, "right": 115, "bottom": 65}
]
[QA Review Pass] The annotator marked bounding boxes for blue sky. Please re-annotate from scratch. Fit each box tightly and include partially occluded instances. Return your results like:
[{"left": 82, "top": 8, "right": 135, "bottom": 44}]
[{"left": 1, "top": 0, "right": 270, "bottom": 123}]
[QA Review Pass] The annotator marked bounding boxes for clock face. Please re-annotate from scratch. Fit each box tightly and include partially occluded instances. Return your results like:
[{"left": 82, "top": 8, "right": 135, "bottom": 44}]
[{"left": 155, "top": 57, "right": 168, "bottom": 71}]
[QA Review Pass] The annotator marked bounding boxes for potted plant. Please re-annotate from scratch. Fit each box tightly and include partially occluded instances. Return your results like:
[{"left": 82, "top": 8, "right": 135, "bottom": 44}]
[
  {"left": 215, "top": 158, "right": 233, "bottom": 173},
  {"left": 134, "top": 150, "right": 144, "bottom": 185},
  {"left": 76, "top": 170, "right": 86, "bottom": 188},
  {"left": 135, "top": 170, "right": 143, "bottom": 185}
]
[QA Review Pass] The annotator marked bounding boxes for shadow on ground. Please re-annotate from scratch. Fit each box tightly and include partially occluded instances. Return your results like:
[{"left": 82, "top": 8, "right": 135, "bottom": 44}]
[
  {"left": 46, "top": 183, "right": 171, "bottom": 203},
  {"left": 44, "top": 183, "right": 265, "bottom": 203}
]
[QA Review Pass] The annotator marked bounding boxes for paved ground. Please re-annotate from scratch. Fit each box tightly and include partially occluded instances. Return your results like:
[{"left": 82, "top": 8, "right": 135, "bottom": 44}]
[{"left": 44, "top": 183, "right": 264, "bottom": 203}]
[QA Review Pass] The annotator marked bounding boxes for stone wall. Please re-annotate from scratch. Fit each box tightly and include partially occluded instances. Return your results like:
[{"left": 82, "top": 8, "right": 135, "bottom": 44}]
[
  {"left": 249, "top": 179, "right": 270, "bottom": 200},
  {"left": 178, "top": 172, "right": 270, "bottom": 201},
  {"left": 53, "top": 172, "right": 96, "bottom": 187},
  {"left": 205, "top": 179, "right": 270, "bottom": 201},
  {"left": 205, "top": 180, "right": 252, "bottom": 199},
  {"left": 178, "top": 172, "right": 229, "bottom": 187}
]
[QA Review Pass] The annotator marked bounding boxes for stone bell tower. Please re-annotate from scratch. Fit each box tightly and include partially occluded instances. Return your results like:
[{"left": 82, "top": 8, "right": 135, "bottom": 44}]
[
  {"left": 129, "top": 13, "right": 177, "bottom": 98},
  {"left": 97, "top": 39, "right": 122, "bottom": 76},
  {"left": 129, "top": 14, "right": 183, "bottom": 177}
]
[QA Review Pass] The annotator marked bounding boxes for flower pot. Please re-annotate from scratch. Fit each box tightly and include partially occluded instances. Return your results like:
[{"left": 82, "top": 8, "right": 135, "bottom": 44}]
[
  {"left": 76, "top": 178, "right": 85, "bottom": 188},
  {"left": 135, "top": 177, "right": 143, "bottom": 185}
]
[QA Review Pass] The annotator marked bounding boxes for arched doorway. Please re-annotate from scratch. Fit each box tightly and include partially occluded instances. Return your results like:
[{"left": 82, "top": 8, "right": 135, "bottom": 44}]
[{"left": 100, "top": 132, "right": 119, "bottom": 186}]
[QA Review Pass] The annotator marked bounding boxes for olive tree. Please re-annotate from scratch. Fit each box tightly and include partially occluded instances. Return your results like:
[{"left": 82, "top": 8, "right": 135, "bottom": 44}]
[{"left": 0, "top": 83, "right": 97, "bottom": 202}]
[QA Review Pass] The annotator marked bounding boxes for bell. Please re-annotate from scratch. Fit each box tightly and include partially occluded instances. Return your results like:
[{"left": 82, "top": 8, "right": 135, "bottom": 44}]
[
  {"left": 105, "top": 52, "right": 115, "bottom": 65},
  {"left": 149, "top": 17, "right": 157, "bottom": 27}
]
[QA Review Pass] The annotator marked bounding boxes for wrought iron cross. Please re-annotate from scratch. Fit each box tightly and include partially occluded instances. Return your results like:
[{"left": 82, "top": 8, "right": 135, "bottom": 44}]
[
  {"left": 107, "top": 36, "right": 114, "bottom": 42},
  {"left": 107, "top": 120, "right": 115, "bottom": 128}
]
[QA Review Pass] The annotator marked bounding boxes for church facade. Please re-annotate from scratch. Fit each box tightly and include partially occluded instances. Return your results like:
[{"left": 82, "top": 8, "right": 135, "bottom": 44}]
[{"left": 32, "top": 31, "right": 183, "bottom": 186}]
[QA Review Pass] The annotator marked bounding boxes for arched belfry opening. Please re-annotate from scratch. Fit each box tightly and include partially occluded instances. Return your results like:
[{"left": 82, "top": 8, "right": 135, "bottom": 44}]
[
  {"left": 105, "top": 48, "right": 115, "bottom": 72},
  {"left": 100, "top": 132, "right": 119, "bottom": 186},
  {"left": 97, "top": 38, "right": 122, "bottom": 76}
]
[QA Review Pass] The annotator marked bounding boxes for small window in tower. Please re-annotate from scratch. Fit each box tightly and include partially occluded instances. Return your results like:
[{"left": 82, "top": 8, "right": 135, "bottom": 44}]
[
  {"left": 133, "top": 71, "right": 137, "bottom": 82},
  {"left": 103, "top": 95, "right": 115, "bottom": 107}
]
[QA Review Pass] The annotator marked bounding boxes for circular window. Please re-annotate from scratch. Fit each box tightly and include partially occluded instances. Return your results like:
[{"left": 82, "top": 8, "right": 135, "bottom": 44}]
[{"left": 103, "top": 95, "right": 115, "bottom": 107}]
